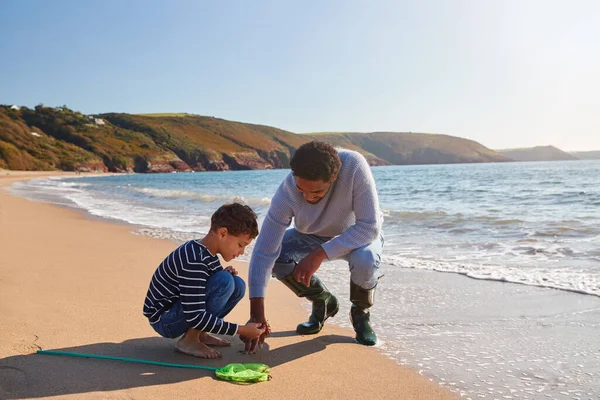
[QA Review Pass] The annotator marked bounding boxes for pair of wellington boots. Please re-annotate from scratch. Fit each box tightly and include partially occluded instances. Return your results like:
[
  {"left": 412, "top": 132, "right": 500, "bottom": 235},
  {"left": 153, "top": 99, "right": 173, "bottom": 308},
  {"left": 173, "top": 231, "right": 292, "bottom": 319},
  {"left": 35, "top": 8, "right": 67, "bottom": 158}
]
[{"left": 280, "top": 274, "right": 377, "bottom": 346}]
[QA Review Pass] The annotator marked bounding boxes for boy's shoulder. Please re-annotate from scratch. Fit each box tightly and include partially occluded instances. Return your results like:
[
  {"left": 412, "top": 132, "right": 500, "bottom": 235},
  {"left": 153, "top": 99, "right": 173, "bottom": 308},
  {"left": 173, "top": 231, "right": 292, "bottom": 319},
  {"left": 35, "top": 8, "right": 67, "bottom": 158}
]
[
  {"left": 189, "top": 239, "right": 215, "bottom": 256},
  {"left": 172, "top": 239, "right": 217, "bottom": 263}
]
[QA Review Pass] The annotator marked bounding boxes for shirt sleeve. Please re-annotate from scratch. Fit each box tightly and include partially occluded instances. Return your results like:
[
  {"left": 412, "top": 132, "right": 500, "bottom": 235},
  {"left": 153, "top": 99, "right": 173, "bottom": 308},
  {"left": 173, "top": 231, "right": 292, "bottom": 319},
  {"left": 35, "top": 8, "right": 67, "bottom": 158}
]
[
  {"left": 321, "top": 154, "right": 382, "bottom": 260},
  {"left": 248, "top": 180, "right": 294, "bottom": 298},
  {"left": 178, "top": 244, "right": 238, "bottom": 336}
]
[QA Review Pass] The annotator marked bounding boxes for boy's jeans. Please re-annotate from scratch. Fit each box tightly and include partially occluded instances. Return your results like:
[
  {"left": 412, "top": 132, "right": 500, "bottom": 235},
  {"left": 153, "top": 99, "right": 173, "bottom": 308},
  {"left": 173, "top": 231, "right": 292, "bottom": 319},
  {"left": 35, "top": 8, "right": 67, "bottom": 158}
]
[
  {"left": 152, "top": 270, "right": 245, "bottom": 339},
  {"left": 271, "top": 228, "right": 384, "bottom": 289}
]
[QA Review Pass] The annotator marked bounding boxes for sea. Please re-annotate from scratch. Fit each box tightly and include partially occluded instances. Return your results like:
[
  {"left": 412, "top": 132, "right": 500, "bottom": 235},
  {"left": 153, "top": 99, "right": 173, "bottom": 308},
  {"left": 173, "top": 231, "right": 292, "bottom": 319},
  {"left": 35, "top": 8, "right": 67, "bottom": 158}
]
[{"left": 9, "top": 160, "right": 600, "bottom": 399}]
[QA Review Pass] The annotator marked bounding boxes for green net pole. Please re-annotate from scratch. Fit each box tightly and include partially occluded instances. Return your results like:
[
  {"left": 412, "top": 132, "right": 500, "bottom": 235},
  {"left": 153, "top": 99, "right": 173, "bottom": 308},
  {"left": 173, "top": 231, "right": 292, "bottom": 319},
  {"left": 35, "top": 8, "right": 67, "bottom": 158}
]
[{"left": 37, "top": 350, "right": 218, "bottom": 371}]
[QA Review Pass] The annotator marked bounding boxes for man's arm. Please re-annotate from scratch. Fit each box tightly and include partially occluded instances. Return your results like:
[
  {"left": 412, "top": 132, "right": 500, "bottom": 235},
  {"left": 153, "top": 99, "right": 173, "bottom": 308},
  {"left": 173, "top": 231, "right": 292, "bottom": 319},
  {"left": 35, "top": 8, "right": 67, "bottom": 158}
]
[
  {"left": 248, "top": 180, "right": 294, "bottom": 299},
  {"left": 242, "top": 181, "right": 294, "bottom": 352},
  {"left": 321, "top": 154, "right": 382, "bottom": 260}
]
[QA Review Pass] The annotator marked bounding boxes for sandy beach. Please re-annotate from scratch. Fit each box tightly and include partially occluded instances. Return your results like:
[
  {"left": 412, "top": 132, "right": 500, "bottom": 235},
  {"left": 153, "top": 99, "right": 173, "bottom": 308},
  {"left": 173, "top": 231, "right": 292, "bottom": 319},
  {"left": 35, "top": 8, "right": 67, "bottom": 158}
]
[{"left": 0, "top": 172, "right": 454, "bottom": 400}]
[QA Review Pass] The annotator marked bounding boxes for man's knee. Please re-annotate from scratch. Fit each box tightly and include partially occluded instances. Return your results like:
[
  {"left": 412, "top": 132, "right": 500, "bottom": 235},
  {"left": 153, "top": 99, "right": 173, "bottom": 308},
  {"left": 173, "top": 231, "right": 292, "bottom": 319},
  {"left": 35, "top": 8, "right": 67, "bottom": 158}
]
[
  {"left": 349, "top": 248, "right": 380, "bottom": 288},
  {"left": 272, "top": 260, "right": 295, "bottom": 280}
]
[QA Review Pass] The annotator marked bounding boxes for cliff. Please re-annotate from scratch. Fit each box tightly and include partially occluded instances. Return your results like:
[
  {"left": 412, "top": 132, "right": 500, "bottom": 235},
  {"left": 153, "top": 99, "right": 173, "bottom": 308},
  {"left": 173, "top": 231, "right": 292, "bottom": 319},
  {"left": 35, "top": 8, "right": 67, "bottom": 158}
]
[
  {"left": 1, "top": 105, "right": 510, "bottom": 172},
  {"left": 306, "top": 132, "right": 510, "bottom": 165}
]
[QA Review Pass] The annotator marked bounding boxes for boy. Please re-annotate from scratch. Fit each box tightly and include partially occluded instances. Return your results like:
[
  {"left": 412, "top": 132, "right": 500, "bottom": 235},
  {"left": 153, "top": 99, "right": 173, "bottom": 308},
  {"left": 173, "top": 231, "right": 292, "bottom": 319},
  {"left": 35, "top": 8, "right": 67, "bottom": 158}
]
[{"left": 143, "top": 202, "right": 265, "bottom": 359}]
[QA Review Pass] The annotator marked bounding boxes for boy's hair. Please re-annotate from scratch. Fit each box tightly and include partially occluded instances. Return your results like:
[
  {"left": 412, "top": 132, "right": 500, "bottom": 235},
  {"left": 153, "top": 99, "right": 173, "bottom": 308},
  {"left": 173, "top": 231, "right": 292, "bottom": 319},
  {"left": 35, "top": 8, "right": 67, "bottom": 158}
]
[
  {"left": 290, "top": 141, "right": 341, "bottom": 182},
  {"left": 210, "top": 203, "right": 259, "bottom": 238}
]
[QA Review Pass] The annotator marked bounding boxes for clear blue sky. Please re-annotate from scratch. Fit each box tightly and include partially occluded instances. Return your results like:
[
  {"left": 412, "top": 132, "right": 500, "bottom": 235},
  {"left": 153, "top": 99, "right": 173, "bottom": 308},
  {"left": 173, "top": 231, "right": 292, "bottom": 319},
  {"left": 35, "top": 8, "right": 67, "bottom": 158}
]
[{"left": 1, "top": 1, "right": 599, "bottom": 151}]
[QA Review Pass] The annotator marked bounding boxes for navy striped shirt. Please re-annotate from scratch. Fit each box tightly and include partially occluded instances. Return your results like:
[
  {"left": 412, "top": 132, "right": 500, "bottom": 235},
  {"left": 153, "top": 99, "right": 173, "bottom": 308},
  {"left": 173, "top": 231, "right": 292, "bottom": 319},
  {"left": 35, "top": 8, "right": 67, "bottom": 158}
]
[{"left": 143, "top": 240, "right": 238, "bottom": 336}]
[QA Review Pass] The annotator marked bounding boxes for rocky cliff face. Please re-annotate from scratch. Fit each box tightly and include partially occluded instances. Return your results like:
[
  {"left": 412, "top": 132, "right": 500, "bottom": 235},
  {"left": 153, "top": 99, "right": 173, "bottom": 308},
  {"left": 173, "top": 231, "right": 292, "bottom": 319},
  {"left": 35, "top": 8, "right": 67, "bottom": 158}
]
[{"left": 1, "top": 105, "right": 512, "bottom": 172}]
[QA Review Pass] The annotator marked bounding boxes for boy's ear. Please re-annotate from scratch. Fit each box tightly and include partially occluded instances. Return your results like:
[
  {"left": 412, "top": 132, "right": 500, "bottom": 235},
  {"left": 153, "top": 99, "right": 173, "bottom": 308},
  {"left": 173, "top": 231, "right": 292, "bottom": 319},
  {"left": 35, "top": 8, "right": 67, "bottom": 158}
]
[{"left": 217, "top": 227, "right": 229, "bottom": 238}]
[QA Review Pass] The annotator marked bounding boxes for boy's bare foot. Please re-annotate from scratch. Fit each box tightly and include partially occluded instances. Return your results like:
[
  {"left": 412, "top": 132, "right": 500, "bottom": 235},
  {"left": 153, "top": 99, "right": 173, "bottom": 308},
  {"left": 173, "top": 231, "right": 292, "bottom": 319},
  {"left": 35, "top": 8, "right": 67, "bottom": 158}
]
[
  {"left": 198, "top": 332, "right": 231, "bottom": 347},
  {"left": 176, "top": 337, "right": 222, "bottom": 359},
  {"left": 175, "top": 340, "right": 221, "bottom": 359}
]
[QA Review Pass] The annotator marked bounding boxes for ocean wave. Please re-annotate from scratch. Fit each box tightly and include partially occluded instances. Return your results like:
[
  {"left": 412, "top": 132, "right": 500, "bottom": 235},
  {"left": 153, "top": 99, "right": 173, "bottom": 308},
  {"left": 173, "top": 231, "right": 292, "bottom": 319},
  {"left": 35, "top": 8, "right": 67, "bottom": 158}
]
[
  {"left": 127, "top": 187, "right": 272, "bottom": 206},
  {"left": 382, "top": 209, "right": 449, "bottom": 220},
  {"left": 132, "top": 226, "right": 256, "bottom": 262},
  {"left": 528, "top": 227, "right": 596, "bottom": 238},
  {"left": 382, "top": 255, "right": 600, "bottom": 297}
]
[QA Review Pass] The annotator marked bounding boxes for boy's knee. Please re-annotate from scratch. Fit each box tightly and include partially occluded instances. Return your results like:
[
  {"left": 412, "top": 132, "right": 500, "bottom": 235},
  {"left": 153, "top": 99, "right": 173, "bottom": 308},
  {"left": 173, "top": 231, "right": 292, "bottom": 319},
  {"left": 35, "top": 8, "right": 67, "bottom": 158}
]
[
  {"left": 214, "top": 269, "right": 235, "bottom": 289},
  {"left": 233, "top": 276, "right": 246, "bottom": 297}
]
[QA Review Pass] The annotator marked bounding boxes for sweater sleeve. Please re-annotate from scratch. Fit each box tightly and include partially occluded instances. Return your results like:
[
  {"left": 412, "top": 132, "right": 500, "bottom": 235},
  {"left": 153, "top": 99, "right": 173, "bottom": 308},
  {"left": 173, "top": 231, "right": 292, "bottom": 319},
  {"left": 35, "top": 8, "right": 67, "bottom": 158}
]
[
  {"left": 248, "top": 180, "right": 294, "bottom": 298},
  {"left": 320, "top": 155, "right": 382, "bottom": 260},
  {"left": 178, "top": 245, "right": 238, "bottom": 336}
]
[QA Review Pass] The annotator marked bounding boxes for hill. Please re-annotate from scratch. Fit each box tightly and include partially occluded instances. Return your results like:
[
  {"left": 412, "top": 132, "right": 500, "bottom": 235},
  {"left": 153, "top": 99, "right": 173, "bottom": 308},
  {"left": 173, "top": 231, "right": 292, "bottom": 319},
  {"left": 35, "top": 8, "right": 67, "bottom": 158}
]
[
  {"left": 570, "top": 151, "right": 600, "bottom": 160},
  {"left": 496, "top": 145, "right": 579, "bottom": 162},
  {"left": 0, "top": 105, "right": 308, "bottom": 172},
  {"left": 1, "top": 105, "right": 509, "bottom": 172},
  {"left": 306, "top": 132, "right": 509, "bottom": 165}
]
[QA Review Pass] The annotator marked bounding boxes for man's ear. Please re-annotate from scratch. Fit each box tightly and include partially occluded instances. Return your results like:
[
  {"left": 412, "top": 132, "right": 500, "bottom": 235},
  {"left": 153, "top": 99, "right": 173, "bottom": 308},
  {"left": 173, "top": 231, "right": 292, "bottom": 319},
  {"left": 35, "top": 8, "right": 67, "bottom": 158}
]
[{"left": 330, "top": 173, "right": 338, "bottom": 183}]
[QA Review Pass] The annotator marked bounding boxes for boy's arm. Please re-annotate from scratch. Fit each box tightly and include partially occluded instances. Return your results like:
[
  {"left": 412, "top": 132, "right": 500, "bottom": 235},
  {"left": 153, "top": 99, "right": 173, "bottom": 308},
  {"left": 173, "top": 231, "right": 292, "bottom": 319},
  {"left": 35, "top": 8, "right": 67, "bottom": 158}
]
[{"left": 178, "top": 245, "right": 239, "bottom": 336}]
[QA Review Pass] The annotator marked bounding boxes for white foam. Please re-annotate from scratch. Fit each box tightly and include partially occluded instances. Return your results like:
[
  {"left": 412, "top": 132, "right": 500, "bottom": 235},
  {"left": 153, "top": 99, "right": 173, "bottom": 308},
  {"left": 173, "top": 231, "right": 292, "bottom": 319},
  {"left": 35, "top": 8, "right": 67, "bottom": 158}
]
[
  {"left": 382, "top": 255, "right": 600, "bottom": 297},
  {"left": 64, "top": 190, "right": 212, "bottom": 233},
  {"left": 128, "top": 187, "right": 272, "bottom": 206}
]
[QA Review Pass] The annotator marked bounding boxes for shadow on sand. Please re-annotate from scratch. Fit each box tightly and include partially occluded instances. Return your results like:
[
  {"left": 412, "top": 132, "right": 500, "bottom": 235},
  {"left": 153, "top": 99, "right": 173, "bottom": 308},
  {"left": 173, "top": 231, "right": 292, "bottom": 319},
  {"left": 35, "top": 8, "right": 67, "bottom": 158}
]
[{"left": 0, "top": 333, "right": 356, "bottom": 398}]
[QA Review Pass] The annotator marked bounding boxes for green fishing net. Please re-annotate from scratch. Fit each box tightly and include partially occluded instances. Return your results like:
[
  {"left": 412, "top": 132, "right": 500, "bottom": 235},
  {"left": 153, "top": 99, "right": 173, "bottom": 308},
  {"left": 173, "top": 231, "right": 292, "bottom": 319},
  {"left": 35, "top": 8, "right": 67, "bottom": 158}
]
[
  {"left": 215, "top": 363, "right": 271, "bottom": 383},
  {"left": 37, "top": 350, "right": 272, "bottom": 384}
]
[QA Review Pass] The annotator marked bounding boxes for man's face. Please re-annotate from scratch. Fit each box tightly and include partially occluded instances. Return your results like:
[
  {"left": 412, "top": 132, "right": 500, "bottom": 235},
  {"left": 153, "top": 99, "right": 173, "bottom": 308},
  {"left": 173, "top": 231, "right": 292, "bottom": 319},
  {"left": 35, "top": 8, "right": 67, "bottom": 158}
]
[{"left": 295, "top": 176, "right": 334, "bottom": 205}]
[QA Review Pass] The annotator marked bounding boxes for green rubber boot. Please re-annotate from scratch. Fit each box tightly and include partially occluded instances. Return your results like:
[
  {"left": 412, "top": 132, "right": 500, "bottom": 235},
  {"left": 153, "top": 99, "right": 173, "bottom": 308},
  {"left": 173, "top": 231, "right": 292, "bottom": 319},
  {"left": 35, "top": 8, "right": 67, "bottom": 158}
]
[
  {"left": 280, "top": 273, "right": 339, "bottom": 335},
  {"left": 350, "top": 281, "right": 377, "bottom": 346}
]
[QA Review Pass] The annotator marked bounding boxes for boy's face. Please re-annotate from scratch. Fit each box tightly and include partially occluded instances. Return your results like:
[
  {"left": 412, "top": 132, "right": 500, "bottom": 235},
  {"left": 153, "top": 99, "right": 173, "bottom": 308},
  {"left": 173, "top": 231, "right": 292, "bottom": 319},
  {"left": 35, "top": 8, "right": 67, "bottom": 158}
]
[{"left": 217, "top": 229, "right": 253, "bottom": 262}]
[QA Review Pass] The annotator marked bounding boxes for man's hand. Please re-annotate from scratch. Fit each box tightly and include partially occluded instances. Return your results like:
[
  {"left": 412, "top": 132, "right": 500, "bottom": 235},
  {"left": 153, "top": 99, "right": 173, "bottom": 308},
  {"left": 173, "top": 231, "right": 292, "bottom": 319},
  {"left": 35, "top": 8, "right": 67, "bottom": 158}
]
[
  {"left": 293, "top": 246, "right": 328, "bottom": 286},
  {"left": 239, "top": 298, "right": 271, "bottom": 354},
  {"left": 225, "top": 265, "right": 238, "bottom": 276}
]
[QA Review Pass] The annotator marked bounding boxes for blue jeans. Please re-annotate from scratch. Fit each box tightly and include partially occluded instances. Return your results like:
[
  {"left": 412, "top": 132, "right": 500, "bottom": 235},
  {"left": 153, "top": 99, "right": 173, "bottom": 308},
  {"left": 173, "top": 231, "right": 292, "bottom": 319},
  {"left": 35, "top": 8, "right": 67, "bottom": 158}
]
[
  {"left": 151, "top": 270, "right": 246, "bottom": 339},
  {"left": 272, "top": 228, "right": 384, "bottom": 289}
]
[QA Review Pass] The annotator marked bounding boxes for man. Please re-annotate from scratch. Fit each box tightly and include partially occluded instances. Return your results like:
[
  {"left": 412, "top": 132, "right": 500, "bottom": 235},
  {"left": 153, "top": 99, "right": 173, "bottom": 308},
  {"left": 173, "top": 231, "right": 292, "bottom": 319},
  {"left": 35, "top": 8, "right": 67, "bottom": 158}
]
[{"left": 243, "top": 141, "right": 383, "bottom": 351}]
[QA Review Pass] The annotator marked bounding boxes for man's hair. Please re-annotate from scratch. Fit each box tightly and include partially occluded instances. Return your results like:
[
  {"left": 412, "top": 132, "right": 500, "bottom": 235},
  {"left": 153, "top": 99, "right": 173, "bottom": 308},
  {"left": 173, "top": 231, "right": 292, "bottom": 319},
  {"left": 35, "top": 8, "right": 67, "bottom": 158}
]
[
  {"left": 290, "top": 141, "right": 341, "bottom": 182},
  {"left": 210, "top": 203, "right": 259, "bottom": 238}
]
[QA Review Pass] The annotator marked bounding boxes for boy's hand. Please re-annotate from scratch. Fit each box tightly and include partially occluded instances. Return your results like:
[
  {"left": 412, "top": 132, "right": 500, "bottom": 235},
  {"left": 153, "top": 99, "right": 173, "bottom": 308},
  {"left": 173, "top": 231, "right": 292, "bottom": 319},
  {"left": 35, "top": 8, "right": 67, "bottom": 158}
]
[
  {"left": 225, "top": 265, "right": 238, "bottom": 276},
  {"left": 239, "top": 322, "right": 266, "bottom": 340},
  {"left": 240, "top": 319, "right": 271, "bottom": 353},
  {"left": 240, "top": 298, "right": 270, "bottom": 354}
]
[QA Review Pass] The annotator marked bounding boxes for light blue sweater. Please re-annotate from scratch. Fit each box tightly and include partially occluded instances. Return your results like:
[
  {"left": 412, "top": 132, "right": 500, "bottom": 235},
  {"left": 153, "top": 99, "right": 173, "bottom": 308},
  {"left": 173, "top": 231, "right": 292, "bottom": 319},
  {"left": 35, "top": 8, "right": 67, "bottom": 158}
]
[{"left": 248, "top": 149, "right": 383, "bottom": 298}]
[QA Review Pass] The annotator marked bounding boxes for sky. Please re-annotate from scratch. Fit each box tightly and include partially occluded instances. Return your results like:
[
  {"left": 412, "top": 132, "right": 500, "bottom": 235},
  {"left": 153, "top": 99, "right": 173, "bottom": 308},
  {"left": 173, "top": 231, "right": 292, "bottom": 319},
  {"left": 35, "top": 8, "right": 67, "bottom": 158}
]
[{"left": 1, "top": 1, "right": 599, "bottom": 151}]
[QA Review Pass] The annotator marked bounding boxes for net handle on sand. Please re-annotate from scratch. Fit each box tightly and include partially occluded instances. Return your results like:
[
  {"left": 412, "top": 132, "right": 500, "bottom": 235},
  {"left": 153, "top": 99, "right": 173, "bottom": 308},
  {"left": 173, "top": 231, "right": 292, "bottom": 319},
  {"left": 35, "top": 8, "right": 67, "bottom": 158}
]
[{"left": 36, "top": 350, "right": 219, "bottom": 371}]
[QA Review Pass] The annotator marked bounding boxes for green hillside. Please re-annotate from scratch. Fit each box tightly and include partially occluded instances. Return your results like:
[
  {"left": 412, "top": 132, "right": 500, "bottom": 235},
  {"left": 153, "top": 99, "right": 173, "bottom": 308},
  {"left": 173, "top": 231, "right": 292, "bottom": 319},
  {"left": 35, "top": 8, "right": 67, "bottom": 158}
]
[
  {"left": 306, "top": 132, "right": 509, "bottom": 164},
  {"left": 101, "top": 113, "right": 308, "bottom": 171},
  {"left": 0, "top": 105, "right": 510, "bottom": 172}
]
